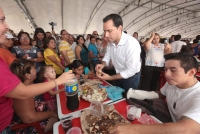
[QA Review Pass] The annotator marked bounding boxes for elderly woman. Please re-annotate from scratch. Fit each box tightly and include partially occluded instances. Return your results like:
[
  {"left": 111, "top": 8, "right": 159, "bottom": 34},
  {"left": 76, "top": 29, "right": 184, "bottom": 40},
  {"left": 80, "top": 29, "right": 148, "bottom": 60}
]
[
  {"left": 10, "top": 32, "right": 44, "bottom": 72},
  {"left": 141, "top": 33, "right": 172, "bottom": 91}
]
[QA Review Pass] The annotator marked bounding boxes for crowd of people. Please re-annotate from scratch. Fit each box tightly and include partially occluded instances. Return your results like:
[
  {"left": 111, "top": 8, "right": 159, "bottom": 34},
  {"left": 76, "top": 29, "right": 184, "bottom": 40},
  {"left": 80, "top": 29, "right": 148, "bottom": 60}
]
[{"left": 1, "top": 7, "right": 200, "bottom": 134}]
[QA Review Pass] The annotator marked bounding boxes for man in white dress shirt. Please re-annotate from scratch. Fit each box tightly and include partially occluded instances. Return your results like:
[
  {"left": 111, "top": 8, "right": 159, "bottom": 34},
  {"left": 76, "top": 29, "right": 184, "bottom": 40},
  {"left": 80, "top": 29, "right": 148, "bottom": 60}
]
[
  {"left": 170, "top": 34, "right": 186, "bottom": 53},
  {"left": 95, "top": 14, "right": 141, "bottom": 92}
]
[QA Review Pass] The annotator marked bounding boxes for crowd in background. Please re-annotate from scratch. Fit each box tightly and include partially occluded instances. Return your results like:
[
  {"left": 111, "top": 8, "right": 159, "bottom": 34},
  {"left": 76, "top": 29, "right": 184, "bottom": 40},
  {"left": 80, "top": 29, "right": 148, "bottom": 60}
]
[{"left": 1, "top": 24, "right": 200, "bottom": 133}]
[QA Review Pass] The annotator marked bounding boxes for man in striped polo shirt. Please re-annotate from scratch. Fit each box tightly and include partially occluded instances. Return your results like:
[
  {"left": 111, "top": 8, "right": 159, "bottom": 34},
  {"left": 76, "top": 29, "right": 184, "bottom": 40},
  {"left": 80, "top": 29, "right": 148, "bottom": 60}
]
[{"left": 59, "top": 29, "right": 75, "bottom": 66}]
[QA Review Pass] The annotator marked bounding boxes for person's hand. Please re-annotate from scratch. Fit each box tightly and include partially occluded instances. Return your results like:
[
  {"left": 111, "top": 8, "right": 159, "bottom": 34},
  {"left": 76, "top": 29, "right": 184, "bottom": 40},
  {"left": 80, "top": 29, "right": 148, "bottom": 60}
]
[
  {"left": 96, "top": 71, "right": 111, "bottom": 80},
  {"left": 51, "top": 111, "right": 58, "bottom": 118},
  {"left": 82, "top": 74, "right": 89, "bottom": 79},
  {"left": 109, "top": 124, "right": 133, "bottom": 134},
  {"left": 75, "top": 74, "right": 81, "bottom": 80},
  {"left": 164, "top": 43, "right": 171, "bottom": 49},
  {"left": 52, "top": 30, "right": 56, "bottom": 36},
  {"left": 150, "top": 32, "right": 155, "bottom": 38},
  {"left": 22, "top": 54, "right": 29, "bottom": 60},
  {"left": 95, "top": 64, "right": 104, "bottom": 75},
  {"left": 60, "top": 88, "right": 65, "bottom": 92},
  {"left": 56, "top": 72, "right": 75, "bottom": 85}
]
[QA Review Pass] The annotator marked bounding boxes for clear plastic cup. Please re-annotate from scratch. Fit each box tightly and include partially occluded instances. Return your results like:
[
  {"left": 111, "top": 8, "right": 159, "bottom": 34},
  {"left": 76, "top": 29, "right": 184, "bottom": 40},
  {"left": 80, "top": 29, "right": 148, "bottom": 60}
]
[
  {"left": 60, "top": 115, "right": 73, "bottom": 133},
  {"left": 66, "top": 127, "right": 82, "bottom": 134},
  {"left": 126, "top": 105, "right": 136, "bottom": 121}
]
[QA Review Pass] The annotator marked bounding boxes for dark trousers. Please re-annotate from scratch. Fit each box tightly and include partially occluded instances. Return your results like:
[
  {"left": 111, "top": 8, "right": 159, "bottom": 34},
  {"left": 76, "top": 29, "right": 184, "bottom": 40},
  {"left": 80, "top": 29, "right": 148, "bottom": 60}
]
[
  {"left": 116, "top": 72, "right": 141, "bottom": 93},
  {"left": 141, "top": 66, "right": 163, "bottom": 91},
  {"left": 91, "top": 60, "right": 99, "bottom": 73}
]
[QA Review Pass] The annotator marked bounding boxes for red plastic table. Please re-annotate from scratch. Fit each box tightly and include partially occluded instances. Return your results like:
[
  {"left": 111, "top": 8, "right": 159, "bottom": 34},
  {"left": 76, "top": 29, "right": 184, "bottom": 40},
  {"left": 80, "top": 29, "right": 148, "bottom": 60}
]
[
  {"left": 56, "top": 79, "right": 114, "bottom": 119},
  {"left": 53, "top": 99, "right": 142, "bottom": 134}
]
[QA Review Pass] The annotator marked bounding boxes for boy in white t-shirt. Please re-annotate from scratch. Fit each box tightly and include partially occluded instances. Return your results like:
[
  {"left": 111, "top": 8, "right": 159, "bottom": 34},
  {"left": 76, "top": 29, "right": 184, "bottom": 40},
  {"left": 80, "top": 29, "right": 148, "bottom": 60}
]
[{"left": 110, "top": 52, "right": 200, "bottom": 134}]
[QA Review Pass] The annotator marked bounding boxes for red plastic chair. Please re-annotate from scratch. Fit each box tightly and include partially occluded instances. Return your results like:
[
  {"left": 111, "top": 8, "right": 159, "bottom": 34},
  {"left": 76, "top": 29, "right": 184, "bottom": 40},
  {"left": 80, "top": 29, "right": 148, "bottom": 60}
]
[{"left": 11, "top": 122, "right": 43, "bottom": 133}]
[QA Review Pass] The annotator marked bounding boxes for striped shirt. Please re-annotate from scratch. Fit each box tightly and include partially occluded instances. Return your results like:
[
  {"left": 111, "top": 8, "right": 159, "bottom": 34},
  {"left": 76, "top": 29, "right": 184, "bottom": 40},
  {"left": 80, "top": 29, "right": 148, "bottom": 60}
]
[{"left": 59, "top": 40, "right": 75, "bottom": 65}]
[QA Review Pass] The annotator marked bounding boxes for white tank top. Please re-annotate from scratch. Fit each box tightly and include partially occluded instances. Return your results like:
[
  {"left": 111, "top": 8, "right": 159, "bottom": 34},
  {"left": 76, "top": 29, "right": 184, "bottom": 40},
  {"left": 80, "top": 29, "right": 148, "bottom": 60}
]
[{"left": 145, "top": 43, "right": 165, "bottom": 67}]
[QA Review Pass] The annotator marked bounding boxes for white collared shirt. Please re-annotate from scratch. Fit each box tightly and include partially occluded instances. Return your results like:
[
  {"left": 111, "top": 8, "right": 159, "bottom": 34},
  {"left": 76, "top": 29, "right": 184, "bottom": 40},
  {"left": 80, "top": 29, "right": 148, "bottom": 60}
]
[{"left": 102, "top": 32, "right": 141, "bottom": 79}]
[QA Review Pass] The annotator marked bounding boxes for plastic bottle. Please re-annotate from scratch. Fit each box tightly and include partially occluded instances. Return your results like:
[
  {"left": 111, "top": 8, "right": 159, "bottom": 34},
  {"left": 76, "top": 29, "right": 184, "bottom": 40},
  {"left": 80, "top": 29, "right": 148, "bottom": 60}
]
[{"left": 65, "top": 69, "right": 79, "bottom": 111}]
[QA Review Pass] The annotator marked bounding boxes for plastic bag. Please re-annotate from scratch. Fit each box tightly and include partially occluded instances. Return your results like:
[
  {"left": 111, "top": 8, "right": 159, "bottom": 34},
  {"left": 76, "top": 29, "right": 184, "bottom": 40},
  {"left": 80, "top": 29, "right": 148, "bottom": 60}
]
[
  {"left": 89, "top": 101, "right": 114, "bottom": 118},
  {"left": 89, "top": 101, "right": 104, "bottom": 118}
]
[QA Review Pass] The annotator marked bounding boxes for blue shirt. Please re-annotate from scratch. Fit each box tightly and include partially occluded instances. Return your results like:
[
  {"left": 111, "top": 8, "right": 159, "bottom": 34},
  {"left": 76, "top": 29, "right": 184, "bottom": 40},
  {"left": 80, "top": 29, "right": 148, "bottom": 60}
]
[{"left": 88, "top": 43, "right": 98, "bottom": 60}]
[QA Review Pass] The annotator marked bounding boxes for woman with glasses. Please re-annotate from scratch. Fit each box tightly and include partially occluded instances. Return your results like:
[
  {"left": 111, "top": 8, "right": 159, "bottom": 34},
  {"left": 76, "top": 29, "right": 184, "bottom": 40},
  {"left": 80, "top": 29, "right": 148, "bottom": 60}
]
[{"left": 10, "top": 32, "right": 44, "bottom": 72}]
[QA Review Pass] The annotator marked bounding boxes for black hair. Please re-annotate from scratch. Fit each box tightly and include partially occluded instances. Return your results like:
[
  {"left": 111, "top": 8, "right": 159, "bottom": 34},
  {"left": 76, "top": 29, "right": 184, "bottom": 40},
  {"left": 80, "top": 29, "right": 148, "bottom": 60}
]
[
  {"left": 44, "top": 36, "right": 56, "bottom": 49},
  {"left": 174, "top": 35, "right": 181, "bottom": 41},
  {"left": 180, "top": 45, "right": 194, "bottom": 55},
  {"left": 196, "top": 35, "right": 200, "bottom": 40},
  {"left": 71, "top": 60, "right": 84, "bottom": 69},
  {"left": 103, "top": 13, "right": 123, "bottom": 28},
  {"left": 60, "top": 29, "right": 66, "bottom": 35},
  {"left": 96, "top": 38, "right": 101, "bottom": 41},
  {"left": 133, "top": 32, "right": 138, "bottom": 36},
  {"left": 17, "top": 32, "right": 32, "bottom": 45},
  {"left": 193, "top": 39, "right": 198, "bottom": 44},
  {"left": 90, "top": 36, "right": 96, "bottom": 41},
  {"left": 76, "top": 35, "right": 88, "bottom": 52},
  {"left": 164, "top": 53, "right": 198, "bottom": 74},
  {"left": 33, "top": 27, "right": 46, "bottom": 41},
  {"left": 10, "top": 59, "right": 35, "bottom": 82}
]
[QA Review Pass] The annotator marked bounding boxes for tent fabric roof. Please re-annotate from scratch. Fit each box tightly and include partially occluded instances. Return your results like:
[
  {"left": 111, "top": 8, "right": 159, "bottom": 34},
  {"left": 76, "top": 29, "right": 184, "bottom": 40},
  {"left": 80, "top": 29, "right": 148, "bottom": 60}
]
[{"left": 1, "top": 0, "right": 200, "bottom": 39}]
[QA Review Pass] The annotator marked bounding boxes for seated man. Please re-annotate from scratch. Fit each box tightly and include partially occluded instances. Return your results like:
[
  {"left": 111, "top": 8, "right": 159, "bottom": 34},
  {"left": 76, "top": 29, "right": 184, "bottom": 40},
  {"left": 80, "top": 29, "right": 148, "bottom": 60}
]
[{"left": 109, "top": 52, "right": 200, "bottom": 134}]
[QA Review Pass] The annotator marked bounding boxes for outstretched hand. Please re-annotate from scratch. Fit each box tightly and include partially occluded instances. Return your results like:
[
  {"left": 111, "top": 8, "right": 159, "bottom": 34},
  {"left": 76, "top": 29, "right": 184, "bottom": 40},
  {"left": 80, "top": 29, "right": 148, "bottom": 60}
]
[
  {"left": 56, "top": 72, "right": 75, "bottom": 85},
  {"left": 96, "top": 71, "right": 111, "bottom": 80}
]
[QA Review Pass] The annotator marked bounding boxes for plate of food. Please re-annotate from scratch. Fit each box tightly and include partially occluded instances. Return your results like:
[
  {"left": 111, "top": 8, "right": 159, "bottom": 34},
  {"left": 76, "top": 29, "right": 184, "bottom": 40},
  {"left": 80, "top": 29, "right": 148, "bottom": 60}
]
[
  {"left": 80, "top": 79, "right": 107, "bottom": 102},
  {"left": 80, "top": 104, "right": 130, "bottom": 134}
]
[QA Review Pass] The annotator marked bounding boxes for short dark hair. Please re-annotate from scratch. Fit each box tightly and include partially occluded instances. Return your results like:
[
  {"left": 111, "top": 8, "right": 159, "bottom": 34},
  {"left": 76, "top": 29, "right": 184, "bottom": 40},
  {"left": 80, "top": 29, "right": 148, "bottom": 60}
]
[
  {"left": 60, "top": 29, "right": 66, "bottom": 35},
  {"left": 45, "top": 36, "right": 56, "bottom": 48},
  {"left": 133, "top": 32, "right": 138, "bottom": 36},
  {"left": 103, "top": 14, "right": 123, "bottom": 28},
  {"left": 180, "top": 45, "right": 194, "bottom": 55},
  {"left": 164, "top": 53, "right": 198, "bottom": 74},
  {"left": 90, "top": 36, "right": 96, "bottom": 41},
  {"left": 96, "top": 38, "right": 101, "bottom": 41},
  {"left": 174, "top": 35, "right": 181, "bottom": 41},
  {"left": 193, "top": 39, "right": 198, "bottom": 44}
]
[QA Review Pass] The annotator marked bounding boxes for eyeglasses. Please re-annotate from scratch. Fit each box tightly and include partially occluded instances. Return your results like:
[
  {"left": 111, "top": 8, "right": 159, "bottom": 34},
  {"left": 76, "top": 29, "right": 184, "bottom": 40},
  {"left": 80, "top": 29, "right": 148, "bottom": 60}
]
[{"left": 20, "top": 37, "right": 30, "bottom": 40}]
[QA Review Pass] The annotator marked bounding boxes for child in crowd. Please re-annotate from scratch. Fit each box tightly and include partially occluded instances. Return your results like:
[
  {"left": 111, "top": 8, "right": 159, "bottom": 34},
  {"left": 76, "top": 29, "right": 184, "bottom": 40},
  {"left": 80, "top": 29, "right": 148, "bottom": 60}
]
[
  {"left": 66, "top": 60, "right": 95, "bottom": 80},
  {"left": 39, "top": 65, "right": 64, "bottom": 111},
  {"left": 10, "top": 59, "right": 58, "bottom": 133}
]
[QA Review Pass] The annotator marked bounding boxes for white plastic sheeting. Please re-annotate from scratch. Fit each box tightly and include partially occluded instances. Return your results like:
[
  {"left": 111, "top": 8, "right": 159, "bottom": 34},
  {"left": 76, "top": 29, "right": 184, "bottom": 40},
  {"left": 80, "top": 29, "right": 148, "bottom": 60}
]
[{"left": 0, "top": 0, "right": 200, "bottom": 38}]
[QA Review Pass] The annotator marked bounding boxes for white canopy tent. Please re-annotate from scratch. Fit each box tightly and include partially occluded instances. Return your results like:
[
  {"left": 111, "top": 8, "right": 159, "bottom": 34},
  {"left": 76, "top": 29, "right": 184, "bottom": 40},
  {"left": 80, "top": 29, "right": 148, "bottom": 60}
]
[{"left": 0, "top": 0, "right": 200, "bottom": 39}]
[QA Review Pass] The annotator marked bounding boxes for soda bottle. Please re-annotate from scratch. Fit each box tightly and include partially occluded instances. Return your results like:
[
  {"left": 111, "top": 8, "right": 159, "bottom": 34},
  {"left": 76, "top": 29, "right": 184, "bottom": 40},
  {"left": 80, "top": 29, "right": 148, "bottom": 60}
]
[{"left": 65, "top": 70, "right": 79, "bottom": 111}]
